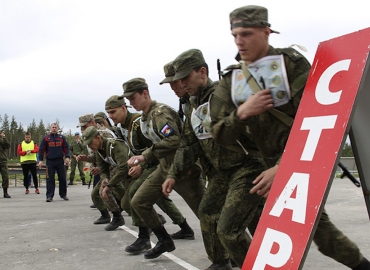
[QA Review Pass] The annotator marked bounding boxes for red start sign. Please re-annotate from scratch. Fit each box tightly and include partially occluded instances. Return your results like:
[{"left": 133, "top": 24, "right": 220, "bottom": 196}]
[{"left": 242, "top": 28, "right": 370, "bottom": 270}]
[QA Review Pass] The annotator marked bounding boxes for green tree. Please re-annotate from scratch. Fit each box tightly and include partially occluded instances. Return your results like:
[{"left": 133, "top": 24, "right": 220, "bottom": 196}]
[
  {"left": 9, "top": 116, "right": 21, "bottom": 158},
  {"left": 1, "top": 114, "right": 9, "bottom": 134},
  {"left": 27, "top": 119, "right": 38, "bottom": 135},
  {"left": 341, "top": 142, "right": 353, "bottom": 157},
  {"left": 37, "top": 119, "right": 47, "bottom": 145}
]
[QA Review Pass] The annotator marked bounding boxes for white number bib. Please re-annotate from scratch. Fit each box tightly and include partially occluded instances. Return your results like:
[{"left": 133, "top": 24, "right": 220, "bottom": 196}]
[{"left": 231, "top": 55, "right": 291, "bottom": 108}]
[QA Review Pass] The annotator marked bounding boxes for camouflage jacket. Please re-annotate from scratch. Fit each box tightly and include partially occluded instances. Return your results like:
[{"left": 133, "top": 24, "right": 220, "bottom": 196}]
[
  {"left": 210, "top": 46, "right": 311, "bottom": 168},
  {"left": 118, "top": 111, "right": 158, "bottom": 170},
  {"left": 140, "top": 101, "right": 182, "bottom": 168},
  {"left": 167, "top": 79, "right": 251, "bottom": 181},
  {"left": 96, "top": 137, "right": 131, "bottom": 187},
  {"left": 69, "top": 139, "right": 87, "bottom": 157},
  {"left": 84, "top": 125, "right": 120, "bottom": 165},
  {"left": 0, "top": 137, "right": 10, "bottom": 164}
]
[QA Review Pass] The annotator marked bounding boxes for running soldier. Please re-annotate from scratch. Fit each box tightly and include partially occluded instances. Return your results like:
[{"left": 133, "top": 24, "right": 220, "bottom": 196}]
[{"left": 209, "top": 5, "right": 370, "bottom": 270}]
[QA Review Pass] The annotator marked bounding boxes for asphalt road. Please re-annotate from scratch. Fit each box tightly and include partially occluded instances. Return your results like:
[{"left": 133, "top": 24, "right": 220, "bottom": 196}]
[{"left": 1, "top": 178, "right": 369, "bottom": 270}]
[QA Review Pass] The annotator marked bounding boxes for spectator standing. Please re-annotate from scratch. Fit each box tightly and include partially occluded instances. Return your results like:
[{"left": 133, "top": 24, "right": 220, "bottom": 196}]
[
  {"left": 17, "top": 132, "right": 40, "bottom": 194},
  {"left": 0, "top": 131, "right": 11, "bottom": 198},
  {"left": 68, "top": 132, "right": 87, "bottom": 185},
  {"left": 38, "top": 123, "right": 70, "bottom": 202}
]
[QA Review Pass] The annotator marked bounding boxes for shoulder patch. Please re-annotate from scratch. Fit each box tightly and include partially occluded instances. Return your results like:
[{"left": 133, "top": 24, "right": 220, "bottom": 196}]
[
  {"left": 276, "top": 47, "right": 304, "bottom": 61},
  {"left": 224, "top": 63, "right": 241, "bottom": 71},
  {"left": 153, "top": 108, "right": 164, "bottom": 117},
  {"left": 160, "top": 124, "right": 174, "bottom": 137}
]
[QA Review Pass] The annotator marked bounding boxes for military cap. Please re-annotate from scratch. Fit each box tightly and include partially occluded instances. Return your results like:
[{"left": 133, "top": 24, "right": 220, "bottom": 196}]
[
  {"left": 94, "top": 111, "right": 107, "bottom": 120},
  {"left": 229, "top": 5, "right": 279, "bottom": 34},
  {"left": 82, "top": 126, "right": 99, "bottom": 146},
  {"left": 105, "top": 95, "right": 129, "bottom": 110},
  {"left": 77, "top": 113, "right": 94, "bottom": 128},
  {"left": 159, "top": 61, "right": 175, "bottom": 85},
  {"left": 122, "top": 78, "right": 148, "bottom": 97},
  {"left": 74, "top": 132, "right": 80, "bottom": 136},
  {"left": 173, "top": 49, "right": 205, "bottom": 81}
]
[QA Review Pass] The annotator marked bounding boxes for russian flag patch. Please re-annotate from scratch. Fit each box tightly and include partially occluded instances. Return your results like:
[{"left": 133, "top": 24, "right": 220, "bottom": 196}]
[{"left": 160, "top": 124, "right": 174, "bottom": 137}]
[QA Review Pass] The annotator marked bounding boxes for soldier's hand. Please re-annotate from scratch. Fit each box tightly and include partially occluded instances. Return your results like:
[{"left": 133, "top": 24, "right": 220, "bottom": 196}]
[
  {"left": 162, "top": 178, "right": 176, "bottom": 196},
  {"left": 250, "top": 165, "right": 278, "bottom": 198},
  {"left": 101, "top": 178, "right": 109, "bottom": 187},
  {"left": 90, "top": 167, "right": 100, "bottom": 175},
  {"left": 101, "top": 187, "right": 109, "bottom": 200},
  {"left": 237, "top": 89, "right": 274, "bottom": 120},
  {"left": 128, "top": 165, "right": 142, "bottom": 178},
  {"left": 127, "top": 155, "right": 145, "bottom": 167},
  {"left": 76, "top": 155, "right": 87, "bottom": 162}
]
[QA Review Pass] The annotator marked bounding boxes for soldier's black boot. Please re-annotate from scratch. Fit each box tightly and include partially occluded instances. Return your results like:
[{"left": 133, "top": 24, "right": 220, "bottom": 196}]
[
  {"left": 68, "top": 179, "right": 73, "bottom": 185},
  {"left": 93, "top": 209, "right": 111, "bottom": 224},
  {"left": 82, "top": 179, "right": 87, "bottom": 185},
  {"left": 352, "top": 257, "right": 370, "bottom": 270},
  {"left": 3, "top": 188, "right": 11, "bottom": 198},
  {"left": 125, "top": 227, "right": 151, "bottom": 255},
  {"left": 144, "top": 226, "right": 175, "bottom": 259},
  {"left": 204, "top": 260, "right": 232, "bottom": 270},
  {"left": 170, "top": 219, "right": 194, "bottom": 240},
  {"left": 104, "top": 210, "right": 125, "bottom": 231}
]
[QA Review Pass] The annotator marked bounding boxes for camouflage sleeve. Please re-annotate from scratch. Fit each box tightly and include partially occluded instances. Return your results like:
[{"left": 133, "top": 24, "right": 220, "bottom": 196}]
[
  {"left": 86, "top": 152, "right": 97, "bottom": 163},
  {"left": 108, "top": 141, "right": 130, "bottom": 187},
  {"left": 167, "top": 116, "right": 201, "bottom": 181},
  {"left": 210, "top": 74, "right": 249, "bottom": 146},
  {"left": 0, "top": 137, "right": 11, "bottom": 149},
  {"left": 142, "top": 108, "right": 181, "bottom": 163}
]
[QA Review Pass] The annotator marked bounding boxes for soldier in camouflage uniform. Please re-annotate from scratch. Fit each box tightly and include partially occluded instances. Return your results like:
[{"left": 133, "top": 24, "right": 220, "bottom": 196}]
[
  {"left": 123, "top": 77, "right": 186, "bottom": 259},
  {"left": 82, "top": 126, "right": 129, "bottom": 231},
  {"left": 77, "top": 114, "right": 124, "bottom": 224},
  {"left": 93, "top": 110, "right": 131, "bottom": 214},
  {"left": 0, "top": 132, "right": 11, "bottom": 198},
  {"left": 68, "top": 132, "right": 87, "bottom": 186},
  {"left": 209, "top": 5, "right": 370, "bottom": 270},
  {"left": 94, "top": 112, "right": 110, "bottom": 128},
  {"left": 166, "top": 49, "right": 265, "bottom": 270},
  {"left": 105, "top": 94, "right": 194, "bottom": 254},
  {"left": 159, "top": 61, "right": 206, "bottom": 222}
]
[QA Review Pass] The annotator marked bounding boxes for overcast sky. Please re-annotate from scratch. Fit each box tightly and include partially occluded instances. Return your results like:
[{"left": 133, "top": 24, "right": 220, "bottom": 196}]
[{"left": 1, "top": 0, "right": 369, "bottom": 134}]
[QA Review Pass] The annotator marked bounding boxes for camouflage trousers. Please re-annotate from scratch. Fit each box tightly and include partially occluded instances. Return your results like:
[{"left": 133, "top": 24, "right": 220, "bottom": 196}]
[
  {"left": 0, "top": 162, "right": 9, "bottom": 188},
  {"left": 174, "top": 162, "right": 205, "bottom": 219},
  {"left": 91, "top": 177, "right": 124, "bottom": 212},
  {"left": 313, "top": 208, "right": 363, "bottom": 268},
  {"left": 69, "top": 158, "right": 85, "bottom": 181},
  {"left": 198, "top": 159, "right": 265, "bottom": 268},
  {"left": 131, "top": 164, "right": 185, "bottom": 229},
  {"left": 98, "top": 181, "right": 125, "bottom": 213}
]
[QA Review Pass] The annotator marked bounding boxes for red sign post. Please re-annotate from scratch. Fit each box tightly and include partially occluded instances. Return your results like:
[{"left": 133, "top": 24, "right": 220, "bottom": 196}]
[{"left": 242, "top": 28, "right": 370, "bottom": 269}]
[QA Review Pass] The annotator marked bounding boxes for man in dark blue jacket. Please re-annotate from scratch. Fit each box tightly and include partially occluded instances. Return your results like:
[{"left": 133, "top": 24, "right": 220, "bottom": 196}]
[{"left": 38, "top": 123, "right": 70, "bottom": 202}]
